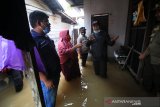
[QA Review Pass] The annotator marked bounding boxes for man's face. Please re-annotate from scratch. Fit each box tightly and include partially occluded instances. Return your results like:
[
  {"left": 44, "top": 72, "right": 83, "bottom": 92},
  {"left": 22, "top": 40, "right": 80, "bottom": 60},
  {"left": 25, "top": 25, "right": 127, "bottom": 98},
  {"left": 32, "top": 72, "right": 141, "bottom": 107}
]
[
  {"left": 40, "top": 19, "right": 51, "bottom": 33},
  {"left": 80, "top": 29, "right": 86, "bottom": 35},
  {"left": 92, "top": 24, "right": 100, "bottom": 31},
  {"left": 155, "top": 9, "right": 160, "bottom": 21}
]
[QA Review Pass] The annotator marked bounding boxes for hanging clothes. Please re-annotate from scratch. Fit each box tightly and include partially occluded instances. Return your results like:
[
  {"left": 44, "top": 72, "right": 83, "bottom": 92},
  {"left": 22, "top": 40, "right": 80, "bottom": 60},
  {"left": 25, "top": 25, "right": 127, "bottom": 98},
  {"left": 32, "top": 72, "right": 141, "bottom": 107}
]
[
  {"left": 134, "top": 0, "right": 147, "bottom": 26},
  {"left": 0, "top": 35, "right": 25, "bottom": 72}
]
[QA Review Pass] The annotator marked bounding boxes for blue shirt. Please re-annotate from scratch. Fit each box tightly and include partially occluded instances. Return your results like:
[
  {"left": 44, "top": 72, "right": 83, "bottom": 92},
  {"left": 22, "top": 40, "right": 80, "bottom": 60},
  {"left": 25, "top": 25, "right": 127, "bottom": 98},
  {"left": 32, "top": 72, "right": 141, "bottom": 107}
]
[{"left": 31, "top": 30, "right": 61, "bottom": 80}]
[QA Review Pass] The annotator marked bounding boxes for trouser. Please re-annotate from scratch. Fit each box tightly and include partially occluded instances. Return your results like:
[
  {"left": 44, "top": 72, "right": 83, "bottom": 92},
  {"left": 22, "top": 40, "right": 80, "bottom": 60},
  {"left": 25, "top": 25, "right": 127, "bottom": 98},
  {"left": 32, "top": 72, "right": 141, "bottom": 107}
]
[
  {"left": 61, "top": 60, "right": 81, "bottom": 81},
  {"left": 93, "top": 60, "right": 107, "bottom": 77},
  {"left": 143, "top": 56, "right": 160, "bottom": 92},
  {"left": 7, "top": 69, "right": 23, "bottom": 92},
  {"left": 41, "top": 77, "right": 60, "bottom": 107},
  {"left": 152, "top": 64, "right": 160, "bottom": 92},
  {"left": 81, "top": 53, "right": 88, "bottom": 66}
]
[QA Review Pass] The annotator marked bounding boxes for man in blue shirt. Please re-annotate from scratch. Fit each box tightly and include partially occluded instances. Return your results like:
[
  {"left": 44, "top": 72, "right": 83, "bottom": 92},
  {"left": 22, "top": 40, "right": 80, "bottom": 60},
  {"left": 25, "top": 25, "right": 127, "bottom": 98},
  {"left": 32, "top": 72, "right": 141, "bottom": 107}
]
[{"left": 29, "top": 11, "right": 61, "bottom": 107}]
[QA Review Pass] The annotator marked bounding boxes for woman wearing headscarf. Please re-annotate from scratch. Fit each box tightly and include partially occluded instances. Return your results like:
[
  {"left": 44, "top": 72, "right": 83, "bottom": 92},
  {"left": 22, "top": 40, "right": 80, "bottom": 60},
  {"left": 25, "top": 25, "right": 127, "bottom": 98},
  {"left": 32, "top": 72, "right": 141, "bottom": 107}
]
[{"left": 58, "top": 30, "right": 82, "bottom": 81}]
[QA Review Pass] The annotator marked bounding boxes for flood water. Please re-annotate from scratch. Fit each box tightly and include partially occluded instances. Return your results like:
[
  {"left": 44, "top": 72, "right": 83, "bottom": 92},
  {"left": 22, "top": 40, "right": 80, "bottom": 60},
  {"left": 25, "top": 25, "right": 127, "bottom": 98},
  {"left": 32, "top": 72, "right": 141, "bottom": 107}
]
[
  {"left": 0, "top": 59, "right": 151, "bottom": 107},
  {"left": 56, "top": 60, "right": 150, "bottom": 107},
  {"left": 0, "top": 58, "right": 152, "bottom": 107}
]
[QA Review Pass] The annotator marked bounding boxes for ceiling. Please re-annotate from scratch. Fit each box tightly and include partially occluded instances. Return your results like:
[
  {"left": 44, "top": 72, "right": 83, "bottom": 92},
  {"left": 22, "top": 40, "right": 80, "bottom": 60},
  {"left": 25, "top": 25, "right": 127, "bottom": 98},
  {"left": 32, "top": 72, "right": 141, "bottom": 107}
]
[
  {"left": 41, "top": 0, "right": 64, "bottom": 13},
  {"left": 41, "top": 0, "right": 83, "bottom": 24},
  {"left": 66, "top": 0, "right": 83, "bottom": 8}
]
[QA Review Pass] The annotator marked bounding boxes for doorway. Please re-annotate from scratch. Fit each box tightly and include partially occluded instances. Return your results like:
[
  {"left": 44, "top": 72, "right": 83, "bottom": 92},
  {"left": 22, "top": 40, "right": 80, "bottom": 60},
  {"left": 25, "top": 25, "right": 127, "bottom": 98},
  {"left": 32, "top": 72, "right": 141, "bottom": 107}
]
[{"left": 91, "top": 13, "right": 109, "bottom": 33}]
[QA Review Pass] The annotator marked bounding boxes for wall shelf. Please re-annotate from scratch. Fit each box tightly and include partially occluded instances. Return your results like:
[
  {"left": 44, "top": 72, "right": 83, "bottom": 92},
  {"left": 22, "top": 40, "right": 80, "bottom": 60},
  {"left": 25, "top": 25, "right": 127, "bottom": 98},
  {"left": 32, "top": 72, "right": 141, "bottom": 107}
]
[{"left": 125, "top": 0, "right": 155, "bottom": 82}]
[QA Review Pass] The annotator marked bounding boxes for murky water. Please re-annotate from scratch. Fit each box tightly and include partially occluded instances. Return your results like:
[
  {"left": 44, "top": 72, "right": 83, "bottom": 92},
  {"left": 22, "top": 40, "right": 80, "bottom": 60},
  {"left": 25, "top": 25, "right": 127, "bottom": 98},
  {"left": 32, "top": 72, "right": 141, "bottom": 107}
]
[
  {"left": 0, "top": 78, "right": 34, "bottom": 107},
  {"left": 0, "top": 59, "right": 152, "bottom": 107},
  {"left": 56, "top": 60, "right": 150, "bottom": 107}
]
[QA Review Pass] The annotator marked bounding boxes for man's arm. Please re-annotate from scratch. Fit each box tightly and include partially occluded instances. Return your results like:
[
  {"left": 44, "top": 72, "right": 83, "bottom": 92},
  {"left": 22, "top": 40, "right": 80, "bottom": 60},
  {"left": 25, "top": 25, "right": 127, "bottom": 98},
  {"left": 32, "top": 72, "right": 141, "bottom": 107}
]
[
  {"left": 77, "top": 37, "right": 82, "bottom": 58},
  {"left": 105, "top": 31, "right": 119, "bottom": 46},
  {"left": 34, "top": 46, "right": 55, "bottom": 89},
  {"left": 86, "top": 34, "right": 95, "bottom": 47},
  {"left": 139, "top": 46, "right": 150, "bottom": 60},
  {"left": 39, "top": 72, "right": 54, "bottom": 89}
]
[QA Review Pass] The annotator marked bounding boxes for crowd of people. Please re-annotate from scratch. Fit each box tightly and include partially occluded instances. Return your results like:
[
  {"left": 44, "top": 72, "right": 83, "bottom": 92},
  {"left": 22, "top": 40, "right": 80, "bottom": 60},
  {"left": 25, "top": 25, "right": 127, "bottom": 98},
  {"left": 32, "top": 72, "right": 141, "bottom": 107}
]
[
  {"left": 27, "top": 10, "right": 119, "bottom": 107},
  {"left": 0, "top": 2, "right": 160, "bottom": 106}
]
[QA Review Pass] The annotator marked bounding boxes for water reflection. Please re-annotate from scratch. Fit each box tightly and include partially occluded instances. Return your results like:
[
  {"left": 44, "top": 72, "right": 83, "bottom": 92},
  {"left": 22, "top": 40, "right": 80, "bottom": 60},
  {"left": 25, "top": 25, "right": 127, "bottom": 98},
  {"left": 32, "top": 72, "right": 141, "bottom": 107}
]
[
  {"left": 81, "top": 79, "right": 88, "bottom": 90},
  {"left": 64, "top": 103, "right": 74, "bottom": 106},
  {"left": 56, "top": 61, "right": 150, "bottom": 107},
  {"left": 0, "top": 36, "right": 36, "bottom": 107},
  {"left": 82, "top": 98, "right": 87, "bottom": 107}
]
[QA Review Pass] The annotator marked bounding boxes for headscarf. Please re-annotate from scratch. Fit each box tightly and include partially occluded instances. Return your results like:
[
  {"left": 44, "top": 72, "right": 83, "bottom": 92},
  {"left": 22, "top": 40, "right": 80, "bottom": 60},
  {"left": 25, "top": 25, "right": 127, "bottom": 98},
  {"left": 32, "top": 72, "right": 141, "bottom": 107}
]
[
  {"left": 58, "top": 30, "right": 75, "bottom": 64},
  {"left": 59, "top": 30, "right": 72, "bottom": 48}
]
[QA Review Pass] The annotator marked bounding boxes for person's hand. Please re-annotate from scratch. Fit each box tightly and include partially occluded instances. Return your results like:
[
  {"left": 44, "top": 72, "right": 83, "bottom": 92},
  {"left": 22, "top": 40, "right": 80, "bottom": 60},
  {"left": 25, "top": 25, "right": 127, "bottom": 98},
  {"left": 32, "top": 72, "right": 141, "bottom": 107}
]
[
  {"left": 75, "top": 43, "right": 82, "bottom": 48},
  {"left": 139, "top": 53, "right": 145, "bottom": 60},
  {"left": 44, "top": 80, "right": 54, "bottom": 89},
  {"left": 78, "top": 54, "right": 82, "bottom": 59},
  {"left": 111, "top": 35, "right": 119, "bottom": 41},
  {"left": 89, "top": 35, "right": 95, "bottom": 41}
]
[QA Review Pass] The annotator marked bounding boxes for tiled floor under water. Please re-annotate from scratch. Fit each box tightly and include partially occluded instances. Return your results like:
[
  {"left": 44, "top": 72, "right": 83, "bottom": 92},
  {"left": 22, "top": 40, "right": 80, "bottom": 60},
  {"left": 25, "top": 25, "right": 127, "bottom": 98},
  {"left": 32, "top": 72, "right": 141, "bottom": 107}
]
[{"left": 0, "top": 60, "right": 152, "bottom": 107}]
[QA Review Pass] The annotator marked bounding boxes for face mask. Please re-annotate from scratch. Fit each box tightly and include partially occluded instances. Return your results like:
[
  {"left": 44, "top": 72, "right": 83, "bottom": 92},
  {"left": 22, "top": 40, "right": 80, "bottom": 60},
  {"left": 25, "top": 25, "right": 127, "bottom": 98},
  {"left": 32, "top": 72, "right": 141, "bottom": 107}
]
[
  {"left": 93, "top": 30, "right": 100, "bottom": 33},
  {"left": 81, "top": 32, "right": 85, "bottom": 36},
  {"left": 43, "top": 26, "right": 50, "bottom": 34}
]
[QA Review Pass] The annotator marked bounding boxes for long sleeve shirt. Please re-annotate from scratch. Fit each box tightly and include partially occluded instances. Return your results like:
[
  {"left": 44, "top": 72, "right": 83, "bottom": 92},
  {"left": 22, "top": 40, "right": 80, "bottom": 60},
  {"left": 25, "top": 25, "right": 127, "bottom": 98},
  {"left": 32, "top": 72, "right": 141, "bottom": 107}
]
[
  {"left": 89, "top": 30, "right": 115, "bottom": 61},
  {"left": 148, "top": 25, "right": 160, "bottom": 64},
  {"left": 31, "top": 30, "right": 61, "bottom": 80}
]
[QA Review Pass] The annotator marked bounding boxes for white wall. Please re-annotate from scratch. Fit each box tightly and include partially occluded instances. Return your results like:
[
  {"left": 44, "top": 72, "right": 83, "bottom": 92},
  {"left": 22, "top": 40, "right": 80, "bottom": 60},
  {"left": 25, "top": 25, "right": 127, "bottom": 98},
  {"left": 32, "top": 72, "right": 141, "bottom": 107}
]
[
  {"left": 25, "top": 0, "right": 52, "bottom": 14},
  {"left": 84, "top": 0, "right": 129, "bottom": 57},
  {"left": 25, "top": 0, "right": 72, "bottom": 50},
  {"left": 48, "top": 15, "right": 72, "bottom": 50}
]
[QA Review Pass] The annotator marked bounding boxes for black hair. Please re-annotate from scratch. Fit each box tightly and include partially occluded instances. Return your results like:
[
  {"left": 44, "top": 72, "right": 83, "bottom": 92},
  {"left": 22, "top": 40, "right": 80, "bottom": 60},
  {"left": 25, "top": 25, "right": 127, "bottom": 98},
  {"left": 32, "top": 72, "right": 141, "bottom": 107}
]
[
  {"left": 29, "top": 10, "right": 49, "bottom": 28},
  {"left": 79, "top": 27, "right": 86, "bottom": 31},
  {"left": 92, "top": 20, "right": 99, "bottom": 25}
]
